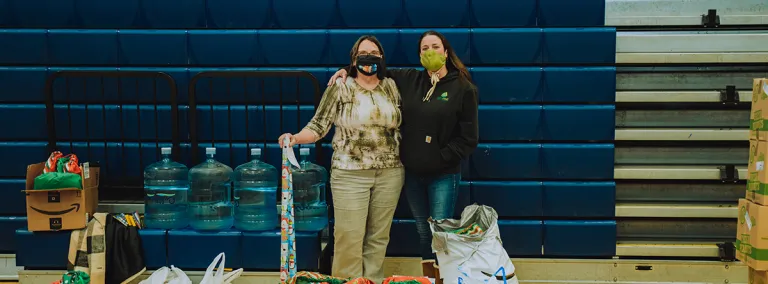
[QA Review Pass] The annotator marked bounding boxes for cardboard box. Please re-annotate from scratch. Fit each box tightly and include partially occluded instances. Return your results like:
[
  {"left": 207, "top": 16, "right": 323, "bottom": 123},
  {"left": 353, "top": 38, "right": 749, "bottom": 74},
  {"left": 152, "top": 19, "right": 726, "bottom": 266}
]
[
  {"left": 751, "top": 267, "right": 768, "bottom": 284},
  {"left": 749, "top": 139, "right": 768, "bottom": 205},
  {"left": 737, "top": 198, "right": 768, "bottom": 270},
  {"left": 24, "top": 162, "right": 99, "bottom": 232},
  {"left": 751, "top": 78, "right": 768, "bottom": 141}
]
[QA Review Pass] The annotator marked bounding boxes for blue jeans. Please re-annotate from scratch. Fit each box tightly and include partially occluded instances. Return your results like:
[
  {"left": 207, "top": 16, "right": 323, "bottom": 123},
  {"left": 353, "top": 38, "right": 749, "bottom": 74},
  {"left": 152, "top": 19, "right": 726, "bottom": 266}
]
[{"left": 403, "top": 171, "right": 461, "bottom": 261}]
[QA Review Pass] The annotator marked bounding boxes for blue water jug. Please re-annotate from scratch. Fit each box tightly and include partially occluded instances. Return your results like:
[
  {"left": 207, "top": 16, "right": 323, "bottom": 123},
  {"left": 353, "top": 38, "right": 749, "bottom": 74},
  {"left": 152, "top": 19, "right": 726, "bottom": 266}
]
[
  {"left": 292, "top": 148, "right": 329, "bottom": 231},
  {"left": 144, "top": 147, "right": 189, "bottom": 229},
  {"left": 233, "top": 148, "right": 279, "bottom": 231},
  {"left": 188, "top": 147, "right": 234, "bottom": 231}
]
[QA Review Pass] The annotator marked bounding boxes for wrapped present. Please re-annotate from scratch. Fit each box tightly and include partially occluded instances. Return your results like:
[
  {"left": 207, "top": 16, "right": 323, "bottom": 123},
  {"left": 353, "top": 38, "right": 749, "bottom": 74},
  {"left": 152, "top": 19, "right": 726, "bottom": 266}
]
[
  {"left": 286, "top": 271, "right": 347, "bottom": 284},
  {"left": 383, "top": 276, "right": 432, "bottom": 284}
]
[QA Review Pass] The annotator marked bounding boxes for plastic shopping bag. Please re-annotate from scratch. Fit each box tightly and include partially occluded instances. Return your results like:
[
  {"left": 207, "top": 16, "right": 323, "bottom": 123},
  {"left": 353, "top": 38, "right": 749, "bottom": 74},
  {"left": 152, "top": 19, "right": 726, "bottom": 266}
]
[
  {"left": 140, "top": 266, "right": 192, "bottom": 284},
  {"left": 458, "top": 266, "right": 518, "bottom": 284},
  {"left": 200, "top": 253, "right": 244, "bottom": 284},
  {"left": 430, "top": 205, "right": 518, "bottom": 284}
]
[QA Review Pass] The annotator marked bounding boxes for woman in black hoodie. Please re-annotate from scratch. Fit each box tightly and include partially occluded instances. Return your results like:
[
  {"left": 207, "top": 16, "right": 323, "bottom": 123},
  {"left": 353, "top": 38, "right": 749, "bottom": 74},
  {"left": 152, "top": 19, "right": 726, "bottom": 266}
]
[{"left": 328, "top": 30, "right": 479, "bottom": 282}]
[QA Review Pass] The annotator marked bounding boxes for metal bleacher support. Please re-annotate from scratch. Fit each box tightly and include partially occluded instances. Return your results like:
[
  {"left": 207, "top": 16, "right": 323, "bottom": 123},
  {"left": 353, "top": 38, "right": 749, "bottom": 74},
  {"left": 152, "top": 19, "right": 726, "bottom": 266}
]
[{"left": 610, "top": 0, "right": 765, "bottom": 261}]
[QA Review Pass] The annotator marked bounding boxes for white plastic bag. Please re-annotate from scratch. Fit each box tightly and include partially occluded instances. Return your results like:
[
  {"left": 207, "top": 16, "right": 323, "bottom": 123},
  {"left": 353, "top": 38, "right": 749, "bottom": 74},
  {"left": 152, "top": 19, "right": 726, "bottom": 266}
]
[
  {"left": 430, "top": 205, "right": 518, "bottom": 284},
  {"left": 140, "top": 265, "right": 192, "bottom": 284},
  {"left": 200, "top": 252, "right": 244, "bottom": 284},
  {"left": 457, "top": 266, "right": 519, "bottom": 284}
]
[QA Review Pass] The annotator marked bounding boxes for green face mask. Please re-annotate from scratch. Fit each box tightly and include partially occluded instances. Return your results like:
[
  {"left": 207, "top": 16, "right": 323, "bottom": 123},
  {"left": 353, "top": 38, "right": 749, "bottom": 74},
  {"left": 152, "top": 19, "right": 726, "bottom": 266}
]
[{"left": 420, "top": 49, "right": 447, "bottom": 72}]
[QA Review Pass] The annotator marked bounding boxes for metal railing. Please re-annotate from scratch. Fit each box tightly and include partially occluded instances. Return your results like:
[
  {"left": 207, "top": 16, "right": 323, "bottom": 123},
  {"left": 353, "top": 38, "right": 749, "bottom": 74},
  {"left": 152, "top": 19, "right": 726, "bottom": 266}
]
[
  {"left": 44, "top": 70, "right": 181, "bottom": 200},
  {"left": 187, "top": 71, "right": 324, "bottom": 166}
]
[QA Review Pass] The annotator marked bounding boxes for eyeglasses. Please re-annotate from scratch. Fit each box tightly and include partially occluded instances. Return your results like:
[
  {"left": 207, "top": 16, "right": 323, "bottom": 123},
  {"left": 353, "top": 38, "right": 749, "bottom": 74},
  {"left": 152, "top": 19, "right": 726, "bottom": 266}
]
[{"left": 358, "top": 51, "right": 382, "bottom": 57}]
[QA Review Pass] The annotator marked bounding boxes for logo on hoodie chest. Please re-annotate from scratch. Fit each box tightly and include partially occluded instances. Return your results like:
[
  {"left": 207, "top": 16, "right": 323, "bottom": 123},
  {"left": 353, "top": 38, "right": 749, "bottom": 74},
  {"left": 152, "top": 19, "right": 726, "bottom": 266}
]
[{"left": 437, "top": 92, "right": 449, "bottom": 101}]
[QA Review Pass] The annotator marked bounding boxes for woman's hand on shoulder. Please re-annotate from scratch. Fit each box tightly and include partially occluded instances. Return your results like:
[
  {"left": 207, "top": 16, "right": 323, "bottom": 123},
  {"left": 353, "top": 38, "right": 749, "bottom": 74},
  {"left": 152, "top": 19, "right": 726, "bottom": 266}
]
[{"left": 328, "top": 69, "right": 348, "bottom": 86}]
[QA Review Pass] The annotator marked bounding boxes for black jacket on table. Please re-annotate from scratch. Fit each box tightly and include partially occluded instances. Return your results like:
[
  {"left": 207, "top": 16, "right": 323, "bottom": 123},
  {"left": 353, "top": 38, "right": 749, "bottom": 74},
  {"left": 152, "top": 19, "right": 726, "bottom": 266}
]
[{"left": 341, "top": 66, "right": 479, "bottom": 175}]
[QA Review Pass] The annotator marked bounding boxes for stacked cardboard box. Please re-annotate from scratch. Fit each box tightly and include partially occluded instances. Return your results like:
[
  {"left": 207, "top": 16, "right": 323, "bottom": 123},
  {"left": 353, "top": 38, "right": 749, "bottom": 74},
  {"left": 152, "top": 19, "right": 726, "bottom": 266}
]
[
  {"left": 24, "top": 162, "right": 99, "bottom": 232},
  {"left": 739, "top": 78, "right": 768, "bottom": 282}
]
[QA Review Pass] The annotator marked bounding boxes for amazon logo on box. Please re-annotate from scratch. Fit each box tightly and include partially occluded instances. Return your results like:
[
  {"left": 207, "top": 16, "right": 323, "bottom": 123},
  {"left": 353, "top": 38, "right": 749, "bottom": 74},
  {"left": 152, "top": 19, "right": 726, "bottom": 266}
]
[{"left": 24, "top": 162, "right": 99, "bottom": 232}]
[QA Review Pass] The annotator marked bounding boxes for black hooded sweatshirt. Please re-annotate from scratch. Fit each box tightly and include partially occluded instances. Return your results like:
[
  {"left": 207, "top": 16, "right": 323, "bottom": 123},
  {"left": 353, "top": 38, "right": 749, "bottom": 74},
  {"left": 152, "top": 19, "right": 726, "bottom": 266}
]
[{"left": 341, "top": 66, "right": 479, "bottom": 175}]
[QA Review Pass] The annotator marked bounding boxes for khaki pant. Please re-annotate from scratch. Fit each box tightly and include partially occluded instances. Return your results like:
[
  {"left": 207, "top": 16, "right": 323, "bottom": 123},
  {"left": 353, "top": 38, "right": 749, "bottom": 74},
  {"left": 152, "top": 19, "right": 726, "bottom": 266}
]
[{"left": 331, "top": 167, "right": 405, "bottom": 282}]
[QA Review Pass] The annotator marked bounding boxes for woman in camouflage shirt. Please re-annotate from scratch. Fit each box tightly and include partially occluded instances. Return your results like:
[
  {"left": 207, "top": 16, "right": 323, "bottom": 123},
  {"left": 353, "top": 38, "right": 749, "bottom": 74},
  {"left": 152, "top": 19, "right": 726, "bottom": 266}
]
[{"left": 278, "top": 35, "right": 403, "bottom": 283}]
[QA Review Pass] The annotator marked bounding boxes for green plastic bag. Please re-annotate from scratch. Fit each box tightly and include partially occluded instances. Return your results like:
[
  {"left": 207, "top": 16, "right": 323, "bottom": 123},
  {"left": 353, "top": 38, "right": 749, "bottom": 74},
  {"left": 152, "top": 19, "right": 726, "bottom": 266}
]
[
  {"left": 33, "top": 172, "right": 82, "bottom": 190},
  {"left": 62, "top": 270, "right": 90, "bottom": 284}
]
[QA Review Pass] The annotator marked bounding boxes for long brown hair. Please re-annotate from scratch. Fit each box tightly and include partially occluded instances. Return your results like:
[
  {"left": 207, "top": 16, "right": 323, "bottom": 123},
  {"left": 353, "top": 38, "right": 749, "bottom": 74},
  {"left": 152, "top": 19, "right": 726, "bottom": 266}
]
[
  {"left": 348, "top": 35, "right": 387, "bottom": 80},
  {"left": 418, "top": 30, "right": 472, "bottom": 82}
]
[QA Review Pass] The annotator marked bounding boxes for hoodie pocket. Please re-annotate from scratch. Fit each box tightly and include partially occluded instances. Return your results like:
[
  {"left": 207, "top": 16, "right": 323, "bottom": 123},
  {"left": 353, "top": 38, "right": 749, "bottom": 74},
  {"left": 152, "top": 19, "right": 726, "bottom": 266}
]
[{"left": 401, "top": 128, "right": 444, "bottom": 173}]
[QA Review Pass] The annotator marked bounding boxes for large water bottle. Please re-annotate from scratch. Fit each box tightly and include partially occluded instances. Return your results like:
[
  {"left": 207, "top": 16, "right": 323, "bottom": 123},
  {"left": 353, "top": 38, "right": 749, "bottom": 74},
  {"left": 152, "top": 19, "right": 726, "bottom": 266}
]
[
  {"left": 233, "top": 148, "right": 279, "bottom": 231},
  {"left": 188, "top": 147, "right": 234, "bottom": 231},
  {"left": 292, "top": 148, "right": 329, "bottom": 231},
  {"left": 144, "top": 147, "right": 189, "bottom": 229}
]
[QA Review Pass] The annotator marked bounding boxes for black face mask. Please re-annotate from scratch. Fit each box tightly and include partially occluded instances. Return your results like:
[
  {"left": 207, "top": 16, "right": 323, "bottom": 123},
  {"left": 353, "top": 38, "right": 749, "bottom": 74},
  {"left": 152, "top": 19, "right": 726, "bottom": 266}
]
[{"left": 356, "top": 55, "right": 382, "bottom": 76}]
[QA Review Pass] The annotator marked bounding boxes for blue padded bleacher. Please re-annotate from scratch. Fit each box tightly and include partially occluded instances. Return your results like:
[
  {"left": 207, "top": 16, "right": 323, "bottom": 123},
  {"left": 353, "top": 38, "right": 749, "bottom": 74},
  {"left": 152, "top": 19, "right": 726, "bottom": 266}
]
[
  {"left": 472, "top": 182, "right": 543, "bottom": 217},
  {"left": 498, "top": 220, "right": 542, "bottom": 256},
  {"left": 47, "top": 30, "right": 119, "bottom": 65},
  {"left": 543, "top": 221, "right": 616, "bottom": 257},
  {"left": 479, "top": 106, "right": 542, "bottom": 141},
  {"left": 5, "top": 0, "right": 76, "bottom": 28},
  {"left": 542, "top": 182, "right": 616, "bottom": 217},
  {"left": 140, "top": 229, "right": 168, "bottom": 269},
  {"left": 541, "top": 144, "right": 614, "bottom": 180},
  {"left": 0, "top": 65, "right": 615, "bottom": 106},
  {"left": 242, "top": 231, "right": 321, "bottom": 270},
  {"left": 537, "top": 0, "right": 606, "bottom": 27},
  {"left": 0, "top": 179, "right": 26, "bottom": 215},
  {"left": 469, "top": 144, "right": 613, "bottom": 180},
  {"left": 75, "top": 0, "right": 140, "bottom": 28},
  {"left": 0, "top": 29, "right": 616, "bottom": 66},
  {"left": 469, "top": 144, "right": 542, "bottom": 179},
  {"left": 272, "top": 0, "right": 337, "bottom": 29},
  {"left": 259, "top": 30, "right": 329, "bottom": 65},
  {"left": 386, "top": 220, "right": 420, "bottom": 257},
  {"left": 0, "top": 105, "right": 48, "bottom": 140},
  {"left": 118, "top": 30, "right": 188, "bottom": 66},
  {"left": 541, "top": 105, "right": 615, "bottom": 141},
  {"left": 0, "top": 217, "right": 26, "bottom": 252},
  {"left": 471, "top": 67, "right": 543, "bottom": 103},
  {"left": 15, "top": 229, "right": 70, "bottom": 269},
  {"left": 470, "top": 0, "right": 538, "bottom": 27},
  {"left": 470, "top": 28, "right": 541, "bottom": 64},
  {"left": 142, "top": 0, "right": 206, "bottom": 29},
  {"left": 206, "top": 0, "right": 270, "bottom": 29},
  {"left": 1, "top": 0, "right": 594, "bottom": 29},
  {"left": 0, "top": 29, "right": 47, "bottom": 65},
  {"left": 3, "top": 0, "right": 616, "bottom": 263},
  {"left": 542, "top": 28, "right": 616, "bottom": 64},
  {"left": 478, "top": 105, "right": 614, "bottom": 141},
  {"left": 403, "top": 0, "right": 470, "bottom": 28},
  {"left": 168, "top": 229, "right": 243, "bottom": 269},
  {"left": 542, "top": 67, "right": 616, "bottom": 103},
  {"left": 187, "top": 31, "right": 259, "bottom": 65},
  {"left": 0, "top": 142, "right": 48, "bottom": 178},
  {"left": 337, "top": 0, "right": 402, "bottom": 28},
  {"left": 0, "top": 67, "right": 48, "bottom": 102}
]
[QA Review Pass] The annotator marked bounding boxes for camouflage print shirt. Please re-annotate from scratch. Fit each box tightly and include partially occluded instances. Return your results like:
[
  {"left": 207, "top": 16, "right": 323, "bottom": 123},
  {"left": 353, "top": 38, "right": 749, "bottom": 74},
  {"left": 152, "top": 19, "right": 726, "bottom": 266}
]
[{"left": 304, "top": 77, "right": 403, "bottom": 170}]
